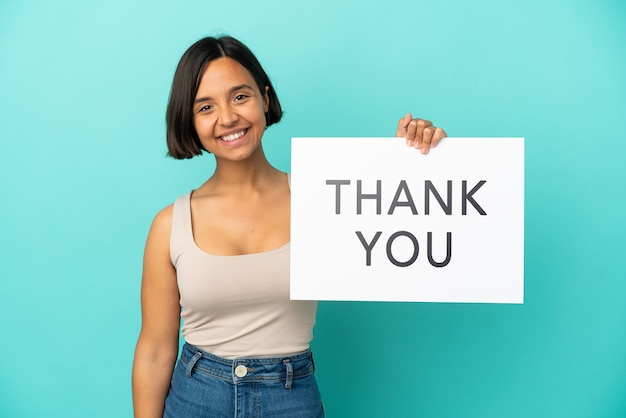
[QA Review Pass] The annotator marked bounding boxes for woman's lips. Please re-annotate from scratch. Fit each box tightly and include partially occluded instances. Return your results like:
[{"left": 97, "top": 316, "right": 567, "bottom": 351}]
[{"left": 219, "top": 128, "right": 248, "bottom": 142}]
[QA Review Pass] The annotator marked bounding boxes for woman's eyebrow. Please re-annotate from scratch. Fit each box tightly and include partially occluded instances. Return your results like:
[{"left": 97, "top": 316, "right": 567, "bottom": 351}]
[{"left": 194, "top": 84, "right": 256, "bottom": 104}]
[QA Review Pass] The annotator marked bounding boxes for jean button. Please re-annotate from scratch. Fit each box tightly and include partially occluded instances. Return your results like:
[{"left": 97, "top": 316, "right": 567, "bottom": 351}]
[{"left": 235, "top": 365, "right": 248, "bottom": 377}]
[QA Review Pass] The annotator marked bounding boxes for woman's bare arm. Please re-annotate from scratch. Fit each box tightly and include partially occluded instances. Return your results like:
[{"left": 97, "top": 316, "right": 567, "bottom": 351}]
[{"left": 132, "top": 206, "right": 181, "bottom": 418}]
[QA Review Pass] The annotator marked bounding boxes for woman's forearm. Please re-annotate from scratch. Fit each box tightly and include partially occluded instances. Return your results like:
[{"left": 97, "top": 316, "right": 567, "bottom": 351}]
[{"left": 132, "top": 342, "right": 178, "bottom": 418}]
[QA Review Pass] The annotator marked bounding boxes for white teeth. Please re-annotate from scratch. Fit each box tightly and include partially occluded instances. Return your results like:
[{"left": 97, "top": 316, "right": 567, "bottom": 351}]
[{"left": 220, "top": 129, "right": 246, "bottom": 142}]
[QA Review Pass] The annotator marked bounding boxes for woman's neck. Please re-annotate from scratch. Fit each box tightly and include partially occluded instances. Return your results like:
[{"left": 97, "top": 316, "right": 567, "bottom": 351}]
[{"left": 204, "top": 148, "right": 283, "bottom": 194}]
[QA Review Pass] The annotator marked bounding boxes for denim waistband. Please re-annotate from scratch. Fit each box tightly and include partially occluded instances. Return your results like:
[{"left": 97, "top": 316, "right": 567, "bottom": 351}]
[{"left": 179, "top": 343, "right": 315, "bottom": 389}]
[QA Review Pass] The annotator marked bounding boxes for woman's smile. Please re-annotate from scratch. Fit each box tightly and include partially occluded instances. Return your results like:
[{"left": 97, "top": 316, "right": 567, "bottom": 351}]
[{"left": 218, "top": 128, "right": 248, "bottom": 142}]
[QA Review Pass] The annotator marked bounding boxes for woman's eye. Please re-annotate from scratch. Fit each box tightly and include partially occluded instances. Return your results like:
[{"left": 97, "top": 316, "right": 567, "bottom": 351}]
[
  {"left": 234, "top": 94, "right": 248, "bottom": 101},
  {"left": 198, "top": 104, "right": 212, "bottom": 112}
]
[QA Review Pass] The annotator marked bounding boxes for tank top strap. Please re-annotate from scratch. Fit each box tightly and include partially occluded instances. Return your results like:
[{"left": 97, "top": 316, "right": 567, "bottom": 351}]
[
  {"left": 287, "top": 173, "right": 291, "bottom": 190},
  {"left": 170, "top": 191, "right": 194, "bottom": 267}
]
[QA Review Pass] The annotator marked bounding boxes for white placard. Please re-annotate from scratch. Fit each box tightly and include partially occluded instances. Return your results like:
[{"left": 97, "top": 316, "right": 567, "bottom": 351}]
[{"left": 290, "top": 137, "right": 524, "bottom": 303}]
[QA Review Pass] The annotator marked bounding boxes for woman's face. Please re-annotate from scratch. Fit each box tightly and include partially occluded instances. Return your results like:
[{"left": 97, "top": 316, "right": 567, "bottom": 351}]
[{"left": 193, "top": 57, "right": 269, "bottom": 162}]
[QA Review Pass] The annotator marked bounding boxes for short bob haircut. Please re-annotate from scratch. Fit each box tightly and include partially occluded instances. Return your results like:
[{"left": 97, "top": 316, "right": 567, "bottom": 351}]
[{"left": 166, "top": 36, "right": 283, "bottom": 159}]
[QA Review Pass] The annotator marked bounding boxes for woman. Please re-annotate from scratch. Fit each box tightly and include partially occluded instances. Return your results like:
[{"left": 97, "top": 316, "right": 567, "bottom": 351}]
[{"left": 132, "top": 35, "right": 446, "bottom": 418}]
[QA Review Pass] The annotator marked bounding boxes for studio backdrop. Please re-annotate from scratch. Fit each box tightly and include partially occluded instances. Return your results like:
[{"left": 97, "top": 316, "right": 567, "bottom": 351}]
[{"left": 1, "top": 0, "right": 625, "bottom": 417}]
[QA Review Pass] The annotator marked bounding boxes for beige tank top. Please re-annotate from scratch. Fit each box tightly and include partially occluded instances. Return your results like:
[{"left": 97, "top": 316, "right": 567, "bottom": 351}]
[{"left": 170, "top": 190, "right": 317, "bottom": 359}]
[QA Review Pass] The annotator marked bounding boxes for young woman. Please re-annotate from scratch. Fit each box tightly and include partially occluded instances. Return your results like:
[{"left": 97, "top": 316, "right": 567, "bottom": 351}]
[{"left": 132, "top": 35, "right": 446, "bottom": 418}]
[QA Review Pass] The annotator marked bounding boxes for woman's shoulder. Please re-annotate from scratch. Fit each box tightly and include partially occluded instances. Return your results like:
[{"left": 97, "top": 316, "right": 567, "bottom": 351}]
[
  {"left": 148, "top": 204, "right": 174, "bottom": 239},
  {"left": 154, "top": 191, "right": 192, "bottom": 220},
  {"left": 149, "top": 190, "right": 193, "bottom": 235},
  {"left": 154, "top": 203, "right": 174, "bottom": 222}
]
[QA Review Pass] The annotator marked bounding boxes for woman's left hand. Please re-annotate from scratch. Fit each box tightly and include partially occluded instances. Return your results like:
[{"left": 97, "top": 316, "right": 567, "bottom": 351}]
[{"left": 395, "top": 113, "right": 447, "bottom": 155}]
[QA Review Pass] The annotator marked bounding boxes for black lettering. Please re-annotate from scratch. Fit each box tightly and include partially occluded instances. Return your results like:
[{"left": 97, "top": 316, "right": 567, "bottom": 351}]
[
  {"left": 462, "top": 180, "right": 487, "bottom": 215},
  {"left": 427, "top": 232, "right": 452, "bottom": 267},
  {"left": 357, "top": 180, "right": 382, "bottom": 215},
  {"left": 388, "top": 180, "right": 418, "bottom": 215},
  {"left": 325, "top": 179, "right": 351, "bottom": 214},
  {"left": 425, "top": 180, "right": 452, "bottom": 215},
  {"left": 386, "top": 231, "right": 419, "bottom": 267},
  {"left": 356, "top": 231, "right": 382, "bottom": 266}
]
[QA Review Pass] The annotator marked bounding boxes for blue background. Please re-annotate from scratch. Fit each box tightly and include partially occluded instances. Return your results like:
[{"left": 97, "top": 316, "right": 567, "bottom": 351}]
[{"left": 1, "top": 0, "right": 625, "bottom": 417}]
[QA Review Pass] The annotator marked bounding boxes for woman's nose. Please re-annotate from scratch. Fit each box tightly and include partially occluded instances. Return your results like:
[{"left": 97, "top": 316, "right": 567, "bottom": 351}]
[{"left": 217, "top": 105, "right": 238, "bottom": 126}]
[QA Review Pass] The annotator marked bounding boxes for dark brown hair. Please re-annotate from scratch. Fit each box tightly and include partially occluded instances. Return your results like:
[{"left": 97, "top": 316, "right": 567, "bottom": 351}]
[{"left": 165, "top": 36, "right": 283, "bottom": 159}]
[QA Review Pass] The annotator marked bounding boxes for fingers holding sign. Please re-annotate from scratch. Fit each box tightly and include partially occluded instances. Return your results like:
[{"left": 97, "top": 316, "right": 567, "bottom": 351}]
[{"left": 395, "top": 113, "right": 447, "bottom": 154}]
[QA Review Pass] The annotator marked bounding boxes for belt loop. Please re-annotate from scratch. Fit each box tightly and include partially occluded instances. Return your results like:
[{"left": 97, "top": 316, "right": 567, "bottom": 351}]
[
  {"left": 186, "top": 350, "right": 203, "bottom": 377},
  {"left": 283, "top": 359, "right": 293, "bottom": 389}
]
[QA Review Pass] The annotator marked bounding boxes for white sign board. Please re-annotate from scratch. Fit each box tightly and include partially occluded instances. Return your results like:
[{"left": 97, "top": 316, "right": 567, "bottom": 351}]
[{"left": 290, "top": 137, "right": 524, "bottom": 303}]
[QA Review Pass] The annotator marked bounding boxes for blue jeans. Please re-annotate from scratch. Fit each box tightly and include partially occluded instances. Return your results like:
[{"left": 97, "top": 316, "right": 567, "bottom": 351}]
[{"left": 164, "top": 343, "right": 324, "bottom": 417}]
